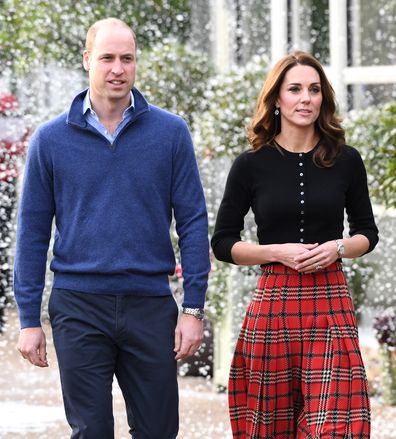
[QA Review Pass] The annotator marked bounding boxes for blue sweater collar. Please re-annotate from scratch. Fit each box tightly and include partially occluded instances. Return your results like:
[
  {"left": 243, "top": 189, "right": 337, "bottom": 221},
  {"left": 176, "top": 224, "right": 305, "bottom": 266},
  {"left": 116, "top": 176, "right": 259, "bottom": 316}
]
[{"left": 66, "top": 87, "right": 150, "bottom": 128}]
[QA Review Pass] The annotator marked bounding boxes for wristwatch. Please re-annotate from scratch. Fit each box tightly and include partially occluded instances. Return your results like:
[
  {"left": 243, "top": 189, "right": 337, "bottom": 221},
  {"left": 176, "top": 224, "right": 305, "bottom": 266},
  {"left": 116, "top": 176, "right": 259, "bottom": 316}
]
[
  {"left": 182, "top": 307, "right": 205, "bottom": 320},
  {"left": 335, "top": 239, "right": 345, "bottom": 257}
]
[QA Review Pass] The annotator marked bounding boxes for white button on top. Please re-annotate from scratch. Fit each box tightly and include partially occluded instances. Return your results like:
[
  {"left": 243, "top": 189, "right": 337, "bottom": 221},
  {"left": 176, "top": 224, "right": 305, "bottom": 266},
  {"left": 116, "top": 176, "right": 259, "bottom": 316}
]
[
  {"left": 300, "top": 173, "right": 303, "bottom": 176},
  {"left": 299, "top": 153, "right": 303, "bottom": 157},
  {"left": 300, "top": 182, "right": 304, "bottom": 186},
  {"left": 300, "top": 200, "right": 304, "bottom": 204},
  {"left": 301, "top": 210, "right": 305, "bottom": 214},
  {"left": 301, "top": 191, "right": 304, "bottom": 195},
  {"left": 299, "top": 162, "right": 303, "bottom": 166},
  {"left": 300, "top": 238, "right": 304, "bottom": 242}
]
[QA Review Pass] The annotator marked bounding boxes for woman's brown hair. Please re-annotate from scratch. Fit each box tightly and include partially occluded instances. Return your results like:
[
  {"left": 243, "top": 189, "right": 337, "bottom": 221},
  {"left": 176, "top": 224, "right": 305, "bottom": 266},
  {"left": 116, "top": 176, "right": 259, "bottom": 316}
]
[{"left": 247, "top": 51, "right": 345, "bottom": 167}]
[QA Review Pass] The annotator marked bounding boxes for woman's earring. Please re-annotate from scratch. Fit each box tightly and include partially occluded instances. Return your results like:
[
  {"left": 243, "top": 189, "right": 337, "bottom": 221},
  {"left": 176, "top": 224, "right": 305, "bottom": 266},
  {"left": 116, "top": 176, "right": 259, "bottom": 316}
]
[{"left": 274, "top": 107, "right": 280, "bottom": 116}]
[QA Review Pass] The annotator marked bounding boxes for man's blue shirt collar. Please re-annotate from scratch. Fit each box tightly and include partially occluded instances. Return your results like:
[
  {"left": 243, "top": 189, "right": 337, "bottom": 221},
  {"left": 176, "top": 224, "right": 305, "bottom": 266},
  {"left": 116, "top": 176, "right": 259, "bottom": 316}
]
[
  {"left": 82, "top": 90, "right": 135, "bottom": 144},
  {"left": 82, "top": 90, "right": 135, "bottom": 118}
]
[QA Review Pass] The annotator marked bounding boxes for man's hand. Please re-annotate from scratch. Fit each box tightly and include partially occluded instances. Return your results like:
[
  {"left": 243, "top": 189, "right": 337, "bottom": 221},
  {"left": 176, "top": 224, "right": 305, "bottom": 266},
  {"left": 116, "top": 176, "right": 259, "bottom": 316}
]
[
  {"left": 17, "top": 327, "right": 48, "bottom": 367},
  {"left": 174, "top": 314, "right": 203, "bottom": 361}
]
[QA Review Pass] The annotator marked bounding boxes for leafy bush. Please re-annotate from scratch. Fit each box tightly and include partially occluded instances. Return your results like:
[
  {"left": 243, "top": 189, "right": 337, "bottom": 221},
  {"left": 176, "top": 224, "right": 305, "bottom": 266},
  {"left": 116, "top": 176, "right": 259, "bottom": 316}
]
[
  {"left": 343, "top": 259, "right": 375, "bottom": 322},
  {"left": 136, "top": 39, "right": 214, "bottom": 128},
  {"left": 373, "top": 307, "right": 396, "bottom": 405},
  {"left": 194, "top": 54, "right": 269, "bottom": 159},
  {"left": 0, "top": 0, "right": 191, "bottom": 72},
  {"left": 344, "top": 102, "right": 396, "bottom": 208},
  {"left": 374, "top": 308, "right": 396, "bottom": 348},
  {"left": 191, "top": 55, "right": 269, "bottom": 321}
]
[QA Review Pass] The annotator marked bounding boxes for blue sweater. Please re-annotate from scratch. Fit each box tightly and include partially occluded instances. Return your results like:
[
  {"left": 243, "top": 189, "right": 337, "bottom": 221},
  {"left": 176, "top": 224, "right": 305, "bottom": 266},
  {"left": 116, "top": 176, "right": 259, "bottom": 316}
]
[{"left": 14, "top": 88, "right": 210, "bottom": 328}]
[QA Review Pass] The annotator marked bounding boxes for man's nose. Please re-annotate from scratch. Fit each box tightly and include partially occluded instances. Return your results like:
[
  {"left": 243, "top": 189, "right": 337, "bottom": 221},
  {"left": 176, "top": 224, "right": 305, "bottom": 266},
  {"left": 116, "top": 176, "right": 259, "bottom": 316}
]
[{"left": 111, "top": 60, "right": 123, "bottom": 75}]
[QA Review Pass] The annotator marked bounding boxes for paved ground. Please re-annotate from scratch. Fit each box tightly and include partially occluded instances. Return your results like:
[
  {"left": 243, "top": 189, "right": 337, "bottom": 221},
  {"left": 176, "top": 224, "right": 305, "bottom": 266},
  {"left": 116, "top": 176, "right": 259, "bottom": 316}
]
[{"left": 1, "top": 308, "right": 396, "bottom": 438}]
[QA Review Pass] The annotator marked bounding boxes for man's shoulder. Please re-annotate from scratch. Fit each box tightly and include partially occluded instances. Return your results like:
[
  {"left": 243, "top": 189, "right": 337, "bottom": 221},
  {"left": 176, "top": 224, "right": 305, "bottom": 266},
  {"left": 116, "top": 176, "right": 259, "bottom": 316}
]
[
  {"left": 36, "top": 111, "right": 69, "bottom": 134},
  {"left": 146, "top": 104, "right": 187, "bottom": 128},
  {"left": 31, "top": 111, "right": 69, "bottom": 144}
]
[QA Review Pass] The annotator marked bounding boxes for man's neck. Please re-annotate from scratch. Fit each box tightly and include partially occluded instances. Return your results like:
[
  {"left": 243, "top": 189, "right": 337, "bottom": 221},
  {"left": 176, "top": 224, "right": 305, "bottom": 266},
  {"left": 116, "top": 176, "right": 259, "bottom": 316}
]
[
  {"left": 89, "top": 94, "right": 131, "bottom": 120},
  {"left": 90, "top": 94, "right": 131, "bottom": 134}
]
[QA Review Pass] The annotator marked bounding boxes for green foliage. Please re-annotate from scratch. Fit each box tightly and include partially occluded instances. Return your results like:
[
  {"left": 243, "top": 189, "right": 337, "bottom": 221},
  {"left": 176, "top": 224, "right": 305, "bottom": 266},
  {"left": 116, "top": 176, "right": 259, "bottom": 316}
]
[
  {"left": 344, "top": 102, "right": 396, "bottom": 208},
  {"left": 194, "top": 54, "right": 269, "bottom": 159},
  {"left": 343, "top": 259, "right": 375, "bottom": 322},
  {"left": 136, "top": 39, "right": 214, "bottom": 127},
  {"left": 379, "top": 345, "right": 396, "bottom": 405},
  {"left": 0, "top": 0, "right": 191, "bottom": 73},
  {"left": 374, "top": 308, "right": 396, "bottom": 405},
  {"left": 205, "top": 259, "right": 231, "bottom": 322},
  {"left": 309, "top": 0, "right": 330, "bottom": 63}
]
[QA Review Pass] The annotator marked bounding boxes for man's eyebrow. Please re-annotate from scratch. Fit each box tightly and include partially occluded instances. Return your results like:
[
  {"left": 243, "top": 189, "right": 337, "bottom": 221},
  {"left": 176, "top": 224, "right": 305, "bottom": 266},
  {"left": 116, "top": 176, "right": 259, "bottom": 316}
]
[{"left": 98, "top": 52, "right": 135, "bottom": 57}]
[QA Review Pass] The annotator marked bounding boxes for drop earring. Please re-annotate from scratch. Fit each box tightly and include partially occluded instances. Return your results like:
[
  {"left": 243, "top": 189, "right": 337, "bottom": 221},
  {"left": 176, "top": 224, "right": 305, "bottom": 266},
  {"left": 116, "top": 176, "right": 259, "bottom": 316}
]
[{"left": 274, "top": 107, "right": 280, "bottom": 116}]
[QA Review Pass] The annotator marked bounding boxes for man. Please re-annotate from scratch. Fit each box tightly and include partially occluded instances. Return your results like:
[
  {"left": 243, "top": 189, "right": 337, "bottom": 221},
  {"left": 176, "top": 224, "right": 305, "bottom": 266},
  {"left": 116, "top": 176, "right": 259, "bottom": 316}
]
[{"left": 14, "top": 17, "right": 210, "bottom": 439}]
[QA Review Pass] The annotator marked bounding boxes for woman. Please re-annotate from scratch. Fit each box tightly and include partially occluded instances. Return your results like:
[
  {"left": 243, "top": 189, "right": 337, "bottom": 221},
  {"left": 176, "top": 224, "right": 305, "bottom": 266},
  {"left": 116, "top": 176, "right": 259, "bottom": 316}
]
[{"left": 211, "top": 51, "right": 378, "bottom": 438}]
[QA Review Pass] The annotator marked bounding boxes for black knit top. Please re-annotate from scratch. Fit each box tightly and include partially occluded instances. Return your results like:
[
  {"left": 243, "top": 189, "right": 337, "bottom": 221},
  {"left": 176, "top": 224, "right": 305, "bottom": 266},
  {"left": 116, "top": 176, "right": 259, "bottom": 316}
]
[{"left": 211, "top": 144, "right": 379, "bottom": 264}]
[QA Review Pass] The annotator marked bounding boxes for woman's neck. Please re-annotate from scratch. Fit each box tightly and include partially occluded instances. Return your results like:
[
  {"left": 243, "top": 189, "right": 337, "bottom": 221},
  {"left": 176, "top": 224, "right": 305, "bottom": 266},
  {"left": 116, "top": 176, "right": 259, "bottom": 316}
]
[{"left": 275, "top": 129, "right": 319, "bottom": 153}]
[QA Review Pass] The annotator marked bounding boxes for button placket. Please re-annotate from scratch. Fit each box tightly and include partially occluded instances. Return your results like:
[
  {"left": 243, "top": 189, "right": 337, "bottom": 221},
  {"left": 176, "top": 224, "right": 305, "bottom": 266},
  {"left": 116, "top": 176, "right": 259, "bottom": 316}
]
[{"left": 298, "top": 153, "right": 305, "bottom": 243}]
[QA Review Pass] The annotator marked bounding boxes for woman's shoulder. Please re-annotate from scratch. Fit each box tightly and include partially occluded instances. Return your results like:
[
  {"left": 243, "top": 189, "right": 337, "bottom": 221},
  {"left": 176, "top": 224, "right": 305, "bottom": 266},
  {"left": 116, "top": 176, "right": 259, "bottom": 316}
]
[
  {"left": 230, "top": 145, "right": 283, "bottom": 175},
  {"left": 331, "top": 144, "right": 368, "bottom": 179},
  {"left": 337, "top": 144, "right": 365, "bottom": 164},
  {"left": 235, "top": 144, "right": 277, "bottom": 161}
]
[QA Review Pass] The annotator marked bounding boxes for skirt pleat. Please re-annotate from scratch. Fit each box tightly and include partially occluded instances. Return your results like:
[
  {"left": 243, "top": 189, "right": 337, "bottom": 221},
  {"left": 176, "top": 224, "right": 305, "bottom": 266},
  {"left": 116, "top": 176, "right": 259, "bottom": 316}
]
[{"left": 228, "top": 262, "right": 370, "bottom": 439}]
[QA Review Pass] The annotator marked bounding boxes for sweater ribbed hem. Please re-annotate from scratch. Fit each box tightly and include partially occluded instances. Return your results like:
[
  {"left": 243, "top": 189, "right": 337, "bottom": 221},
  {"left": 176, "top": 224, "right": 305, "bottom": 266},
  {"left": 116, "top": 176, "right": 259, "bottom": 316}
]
[{"left": 53, "top": 272, "right": 172, "bottom": 296}]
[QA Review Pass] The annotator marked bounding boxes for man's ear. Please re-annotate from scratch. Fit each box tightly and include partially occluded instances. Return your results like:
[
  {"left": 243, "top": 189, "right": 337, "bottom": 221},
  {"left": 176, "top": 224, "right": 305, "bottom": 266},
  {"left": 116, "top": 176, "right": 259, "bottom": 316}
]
[{"left": 82, "top": 50, "right": 90, "bottom": 72}]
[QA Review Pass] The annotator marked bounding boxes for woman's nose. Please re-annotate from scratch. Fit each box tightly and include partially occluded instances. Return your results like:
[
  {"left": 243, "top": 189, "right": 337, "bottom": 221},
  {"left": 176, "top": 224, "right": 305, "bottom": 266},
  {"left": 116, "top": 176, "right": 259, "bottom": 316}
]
[{"left": 300, "top": 88, "right": 311, "bottom": 102}]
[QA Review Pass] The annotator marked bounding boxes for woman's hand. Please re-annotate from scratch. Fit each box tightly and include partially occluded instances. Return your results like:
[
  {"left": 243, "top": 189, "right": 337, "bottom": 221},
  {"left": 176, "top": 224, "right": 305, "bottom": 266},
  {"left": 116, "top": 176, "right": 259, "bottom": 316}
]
[
  {"left": 274, "top": 242, "right": 320, "bottom": 269},
  {"left": 231, "top": 241, "right": 319, "bottom": 266},
  {"left": 293, "top": 240, "right": 338, "bottom": 273}
]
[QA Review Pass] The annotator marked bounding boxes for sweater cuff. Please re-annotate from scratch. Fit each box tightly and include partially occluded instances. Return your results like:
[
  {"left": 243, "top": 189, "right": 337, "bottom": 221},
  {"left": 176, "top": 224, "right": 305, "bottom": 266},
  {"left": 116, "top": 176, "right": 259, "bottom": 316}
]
[
  {"left": 211, "top": 237, "right": 241, "bottom": 264},
  {"left": 18, "top": 307, "right": 42, "bottom": 329}
]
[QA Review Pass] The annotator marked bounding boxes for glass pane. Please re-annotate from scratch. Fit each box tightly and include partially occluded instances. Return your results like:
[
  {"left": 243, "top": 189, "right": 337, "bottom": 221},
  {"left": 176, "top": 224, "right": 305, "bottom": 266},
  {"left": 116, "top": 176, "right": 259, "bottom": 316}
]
[{"left": 350, "top": 0, "right": 396, "bottom": 66}]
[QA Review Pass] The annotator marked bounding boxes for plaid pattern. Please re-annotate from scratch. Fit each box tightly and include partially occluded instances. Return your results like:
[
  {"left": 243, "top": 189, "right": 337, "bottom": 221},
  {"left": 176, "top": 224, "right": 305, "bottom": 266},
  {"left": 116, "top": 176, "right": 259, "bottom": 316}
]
[{"left": 229, "top": 262, "right": 370, "bottom": 438}]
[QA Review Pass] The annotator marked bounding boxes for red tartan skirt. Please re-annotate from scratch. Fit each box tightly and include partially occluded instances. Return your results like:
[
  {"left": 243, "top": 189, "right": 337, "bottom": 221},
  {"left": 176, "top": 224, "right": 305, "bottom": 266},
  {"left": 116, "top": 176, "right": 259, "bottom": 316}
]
[{"left": 228, "top": 262, "right": 370, "bottom": 439}]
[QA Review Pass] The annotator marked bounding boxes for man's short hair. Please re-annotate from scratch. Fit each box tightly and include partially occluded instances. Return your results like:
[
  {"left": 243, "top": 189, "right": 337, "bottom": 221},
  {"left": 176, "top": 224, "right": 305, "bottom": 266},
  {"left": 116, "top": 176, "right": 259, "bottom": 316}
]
[{"left": 85, "top": 17, "right": 137, "bottom": 52}]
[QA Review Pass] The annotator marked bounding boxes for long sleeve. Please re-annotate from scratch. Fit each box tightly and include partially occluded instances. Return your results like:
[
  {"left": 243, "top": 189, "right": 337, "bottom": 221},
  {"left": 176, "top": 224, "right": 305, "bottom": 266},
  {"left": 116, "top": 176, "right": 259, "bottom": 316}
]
[
  {"left": 211, "top": 152, "right": 252, "bottom": 263},
  {"left": 171, "top": 119, "right": 211, "bottom": 308},
  {"left": 13, "top": 128, "right": 55, "bottom": 328},
  {"left": 345, "top": 147, "right": 379, "bottom": 253}
]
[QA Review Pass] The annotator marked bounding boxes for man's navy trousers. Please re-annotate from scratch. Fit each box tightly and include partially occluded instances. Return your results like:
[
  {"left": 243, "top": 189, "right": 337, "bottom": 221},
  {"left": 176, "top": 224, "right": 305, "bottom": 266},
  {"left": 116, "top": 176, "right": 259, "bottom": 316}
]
[{"left": 49, "top": 288, "right": 179, "bottom": 439}]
